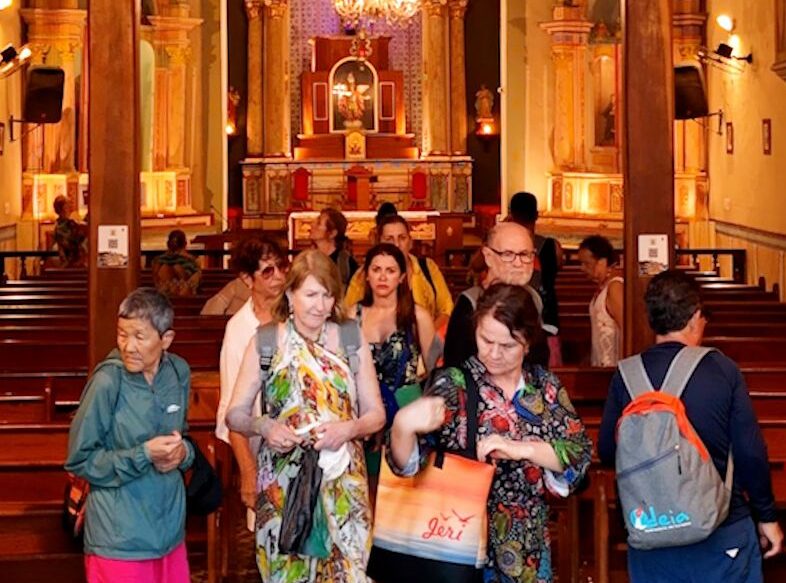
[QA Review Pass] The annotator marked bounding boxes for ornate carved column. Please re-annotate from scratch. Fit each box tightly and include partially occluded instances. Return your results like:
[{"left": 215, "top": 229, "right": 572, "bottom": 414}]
[
  {"left": 245, "top": 0, "right": 264, "bottom": 156},
  {"left": 263, "top": 0, "right": 291, "bottom": 157},
  {"left": 540, "top": 5, "right": 593, "bottom": 171},
  {"left": 448, "top": 0, "right": 468, "bottom": 156},
  {"left": 145, "top": 8, "right": 202, "bottom": 211},
  {"left": 422, "top": 0, "right": 449, "bottom": 156}
]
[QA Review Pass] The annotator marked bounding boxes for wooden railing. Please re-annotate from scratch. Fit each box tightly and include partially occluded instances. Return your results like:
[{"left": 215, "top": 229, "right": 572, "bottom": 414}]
[{"left": 444, "top": 247, "right": 748, "bottom": 283}]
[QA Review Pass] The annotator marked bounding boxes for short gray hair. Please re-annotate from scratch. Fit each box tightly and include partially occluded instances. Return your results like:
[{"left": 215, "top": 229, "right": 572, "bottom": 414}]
[{"left": 118, "top": 287, "right": 174, "bottom": 335}]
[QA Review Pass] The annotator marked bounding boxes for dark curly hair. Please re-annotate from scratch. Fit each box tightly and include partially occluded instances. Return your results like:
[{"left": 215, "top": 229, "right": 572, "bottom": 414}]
[
  {"left": 579, "top": 234, "right": 617, "bottom": 265},
  {"left": 645, "top": 270, "right": 702, "bottom": 335},
  {"left": 231, "top": 236, "right": 287, "bottom": 278}
]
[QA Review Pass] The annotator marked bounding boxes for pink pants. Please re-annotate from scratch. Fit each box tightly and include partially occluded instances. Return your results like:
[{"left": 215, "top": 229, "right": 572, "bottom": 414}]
[{"left": 85, "top": 541, "right": 190, "bottom": 583}]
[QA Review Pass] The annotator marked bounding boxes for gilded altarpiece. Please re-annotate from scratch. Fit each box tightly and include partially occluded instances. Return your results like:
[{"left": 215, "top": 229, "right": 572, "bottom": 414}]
[{"left": 540, "top": 0, "right": 708, "bottom": 247}]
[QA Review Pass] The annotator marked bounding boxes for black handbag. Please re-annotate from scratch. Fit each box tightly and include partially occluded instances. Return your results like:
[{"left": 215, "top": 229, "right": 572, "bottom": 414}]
[{"left": 183, "top": 435, "right": 222, "bottom": 515}]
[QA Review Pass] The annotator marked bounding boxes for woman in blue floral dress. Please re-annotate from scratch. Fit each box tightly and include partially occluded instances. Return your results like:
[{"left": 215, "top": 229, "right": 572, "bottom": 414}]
[
  {"left": 387, "top": 283, "right": 592, "bottom": 583},
  {"left": 349, "top": 243, "right": 436, "bottom": 427}
]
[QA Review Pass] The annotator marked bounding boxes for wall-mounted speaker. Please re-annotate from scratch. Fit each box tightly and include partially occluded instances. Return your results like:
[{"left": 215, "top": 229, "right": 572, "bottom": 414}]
[
  {"left": 23, "top": 67, "right": 65, "bottom": 124},
  {"left": 674, "top": 65, "right": 708, "bottom": 120}
]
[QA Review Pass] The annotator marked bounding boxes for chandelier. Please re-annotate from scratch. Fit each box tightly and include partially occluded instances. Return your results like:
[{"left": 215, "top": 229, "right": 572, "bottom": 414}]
[{"left": 333, "top": 0, "right": 421, "bottom": 30}]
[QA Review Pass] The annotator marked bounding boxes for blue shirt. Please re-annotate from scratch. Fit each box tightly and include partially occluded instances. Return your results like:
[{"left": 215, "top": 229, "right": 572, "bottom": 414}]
[{"left": 598, "top": 341, "right": 777, "bottom": 524}]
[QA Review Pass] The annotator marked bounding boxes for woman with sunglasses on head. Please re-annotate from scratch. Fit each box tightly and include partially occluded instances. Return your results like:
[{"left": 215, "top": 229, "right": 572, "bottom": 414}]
[
  {"left": 577, "top": 235, "right": 623, "bottom": 366},
  {"left": 347, "top": 244, "right": 436, "bottom": 488},
  {"left": 215, "top": 237, "right": 289, "bottom": 525}
]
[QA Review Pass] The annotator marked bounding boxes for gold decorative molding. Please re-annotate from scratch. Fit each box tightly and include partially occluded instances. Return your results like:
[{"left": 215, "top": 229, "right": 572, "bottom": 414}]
[
  {"left": 448, "top": 0, "right": 468, "bottom": 19},
  {"left": 245, "top": 0, "right": 263, "bottom": 19},
  {"left": 424, "top": 0, "right": 448, "bottom": 18},
  {"left": 264, "top": 0, "right": 288, "bottom": 19}
]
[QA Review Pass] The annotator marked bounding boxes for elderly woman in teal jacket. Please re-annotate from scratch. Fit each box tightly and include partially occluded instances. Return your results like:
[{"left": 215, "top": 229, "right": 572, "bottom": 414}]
[{"left": 65, "top": 288, "right": 195, "bottom": 583}]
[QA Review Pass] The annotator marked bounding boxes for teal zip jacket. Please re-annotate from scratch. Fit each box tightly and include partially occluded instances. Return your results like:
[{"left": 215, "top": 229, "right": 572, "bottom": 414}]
[{"left": 65, "top": 349, "right": 195, "bottom": 559}]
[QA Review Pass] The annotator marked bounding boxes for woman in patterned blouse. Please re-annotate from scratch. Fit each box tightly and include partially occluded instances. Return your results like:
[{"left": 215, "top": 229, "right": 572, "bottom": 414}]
[{"left": 387, "top": 283, "right": 592, "bottom": 583}]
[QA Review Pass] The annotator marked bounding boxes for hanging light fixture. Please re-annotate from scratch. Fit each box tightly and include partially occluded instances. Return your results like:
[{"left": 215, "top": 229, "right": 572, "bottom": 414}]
[{"left": 333, "top": 0, "right": 421, "bottom": 30}]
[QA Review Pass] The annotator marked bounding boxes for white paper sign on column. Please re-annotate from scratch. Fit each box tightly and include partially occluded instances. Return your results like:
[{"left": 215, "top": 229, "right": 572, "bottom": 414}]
[
  {"left": 637, "top": 234, "right": 668, "bottom": 276},
  {"left": 97, "top": 225, "right": 129, "bottom": 268}
]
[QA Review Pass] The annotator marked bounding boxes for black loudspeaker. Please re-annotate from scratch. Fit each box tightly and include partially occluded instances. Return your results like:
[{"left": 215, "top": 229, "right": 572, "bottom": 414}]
[
  {"left": 24, "top": 67, "right": 65, "bottom": 124},
  {"left": 674, "top": 65, "right": 708, "bottom": 120}
]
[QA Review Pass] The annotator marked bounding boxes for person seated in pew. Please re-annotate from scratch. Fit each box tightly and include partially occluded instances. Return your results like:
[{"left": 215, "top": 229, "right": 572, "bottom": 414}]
[
  {"left": 385, "top": 283, "right": 591, "bottom": 583},
  {"left": 443, "top": 221, "right": 550, "bottom": 368},
  {"left": 65, "top": 287, "right": 195, "bottom": 583},
  {"left": 200, "top": 278, "right": 250, "bottom": 316},
  {"left": 578, "top": 235, "right": 623, "bottom": 367},
  {"left": 152, "top": 229, "right": 202, "bottom": 297},
  {"left": 598, "top": 270, "right": 783, "bottom": 583},
  {"left": 345, "top": 214, "right": 454, "bottom": 332},
  {"left": 214, "top": 237, "right": 288, "bottom": 529},
  {"left": 53, "top": 194, "right": 87, "bottom": 268}
]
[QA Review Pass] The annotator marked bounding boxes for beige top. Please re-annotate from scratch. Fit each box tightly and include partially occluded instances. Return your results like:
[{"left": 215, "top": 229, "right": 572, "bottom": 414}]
[{"left": 589, "top": 276, "right": 623, "bottom": 367}]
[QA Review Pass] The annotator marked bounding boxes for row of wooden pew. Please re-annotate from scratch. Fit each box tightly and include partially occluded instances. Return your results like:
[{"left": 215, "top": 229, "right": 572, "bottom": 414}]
[{"left": 2, "top": 261, "right": 786, "bottom": 581}]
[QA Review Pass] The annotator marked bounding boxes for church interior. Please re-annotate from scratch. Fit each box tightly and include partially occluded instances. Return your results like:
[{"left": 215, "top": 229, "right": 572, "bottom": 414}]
[{"left": 1, "top": 0, "right": 786, "bottom": 581}]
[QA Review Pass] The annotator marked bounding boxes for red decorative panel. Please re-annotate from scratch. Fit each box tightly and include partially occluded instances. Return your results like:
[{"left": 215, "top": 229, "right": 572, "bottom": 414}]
[{"left": 313, "top": 82, "right": 328, "bottom": 121}]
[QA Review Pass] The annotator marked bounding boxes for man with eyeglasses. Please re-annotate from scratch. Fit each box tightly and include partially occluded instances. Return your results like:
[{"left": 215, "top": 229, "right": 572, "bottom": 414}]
[{"left": 443, "top": 221, "right": 548, "bottom": 367}]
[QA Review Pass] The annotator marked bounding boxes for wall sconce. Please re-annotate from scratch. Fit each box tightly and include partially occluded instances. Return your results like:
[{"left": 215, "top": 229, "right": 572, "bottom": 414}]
[
  {"left": 716, "top": 42, "right": 753, "bottom": 64},
  {"left": 716, "top": 14, "right": 735, "bottom": 33},
  {"left": 0, "top": 44, "right": 31, "bottom": 79},
  {"left": 474, "top": 84, "right": 498, "bottom": 139},
  {"left": 0, "top": 0, "right": 13, "bottom": 11},
  {"left": 225, "top": 86, "right": 240, "bottom": 136}
]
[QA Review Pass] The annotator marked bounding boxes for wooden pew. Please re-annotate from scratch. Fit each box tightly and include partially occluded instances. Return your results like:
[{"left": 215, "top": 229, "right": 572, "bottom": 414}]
[{"left": 0, "top": 338, "right": 222, "bottom": 373}]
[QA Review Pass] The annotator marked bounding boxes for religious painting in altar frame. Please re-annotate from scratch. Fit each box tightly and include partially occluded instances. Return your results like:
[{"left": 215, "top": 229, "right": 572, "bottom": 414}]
[
  {"left": 763, "top": 118, "right": 772, "bottom": 155},
  {"left": 330, "top": 58, "right": 378, "bottom": 133},
  {"left": 726, "top": 122, "right": 734, "bottom": 154}
]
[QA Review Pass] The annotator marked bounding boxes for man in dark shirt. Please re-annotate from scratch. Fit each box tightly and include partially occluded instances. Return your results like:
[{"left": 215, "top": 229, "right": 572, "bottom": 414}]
[
  {"left": 443, "top": 221, "right": 549, "bottom": 367},
  {"left": 598, "top": 270, "right": 782, "bottom": 582}
]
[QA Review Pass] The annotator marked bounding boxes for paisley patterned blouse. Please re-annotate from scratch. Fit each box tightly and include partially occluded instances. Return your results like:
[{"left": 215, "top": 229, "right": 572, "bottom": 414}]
[{"left": 389, "top": 357, "right": 592, "bottom": 583}]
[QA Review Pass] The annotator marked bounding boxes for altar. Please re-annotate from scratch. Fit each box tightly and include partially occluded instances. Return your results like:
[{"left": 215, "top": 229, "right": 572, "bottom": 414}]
[{"left": 240, "top": 15, "right": 474, "bottom": 231}]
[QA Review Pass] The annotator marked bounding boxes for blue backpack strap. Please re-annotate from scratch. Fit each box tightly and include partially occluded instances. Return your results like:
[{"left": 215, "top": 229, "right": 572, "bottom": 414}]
[
  {"left": 339, "top": 319, "right": 361, "bottom": 376},
  {"left": 617, "top": 354, "right": 654, "bottom": 401},
  {"left": 256, "top": 322, "right": 279, "bottom": 384}
]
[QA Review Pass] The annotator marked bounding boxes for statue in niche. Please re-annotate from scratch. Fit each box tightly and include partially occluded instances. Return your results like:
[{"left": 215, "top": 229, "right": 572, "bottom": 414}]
[
  {"left": 474, "top": 84, "right": 494, "bottom": 120},
  {"left": 332, "top": 60, "right": 376, "bottom": 132},
  {"left": 599, "top": 93, "right": 616, "bottom": 146}
]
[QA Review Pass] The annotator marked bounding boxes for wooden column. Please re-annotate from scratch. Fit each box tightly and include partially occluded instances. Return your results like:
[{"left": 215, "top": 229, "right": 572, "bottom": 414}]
[
  {"left": 263, "top": 0, "right": 290, "bottom": 157},
  {"left": 88, "top": 0, "right": 141, "bottom": 369},
  {"left": 622, "top": 0, "right": 675, "bottom": 356},
  {"left": 448, "top": 0, "right": 468, "bottom": 156},
  {"left": 245, "top": 0, "right": 264, "bottom": 156}
]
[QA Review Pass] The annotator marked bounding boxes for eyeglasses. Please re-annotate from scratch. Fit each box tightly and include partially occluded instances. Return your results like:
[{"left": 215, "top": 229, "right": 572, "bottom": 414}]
[
  {"left": 486, "top": 247, "right": 536, "bottom": 264},
  {"left": 258, "top": 262, "right": 289, "bottom": 279}
]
